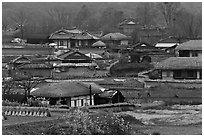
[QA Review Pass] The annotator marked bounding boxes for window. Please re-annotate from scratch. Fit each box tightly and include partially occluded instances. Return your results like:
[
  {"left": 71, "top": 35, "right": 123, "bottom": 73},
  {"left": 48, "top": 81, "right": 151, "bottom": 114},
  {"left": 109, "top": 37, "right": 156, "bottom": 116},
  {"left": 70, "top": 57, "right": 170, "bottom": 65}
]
[
  {"left": 60, "top": 41, "right": 64, "bottom": 46},
  {"left": 186, "top": 70, "right": 197, "bottom": 79},
  {"left": 166, "top": 71, "right": 171, "bottom": 77},
  {"left": 173, "top": 70, "right": 182, "bottom": 79},
  {"left": 179, "top": 50, "right": 190, "bottom": 57},
  {"left": 191, "top": 51, "right": 198, "bottom": 57}
]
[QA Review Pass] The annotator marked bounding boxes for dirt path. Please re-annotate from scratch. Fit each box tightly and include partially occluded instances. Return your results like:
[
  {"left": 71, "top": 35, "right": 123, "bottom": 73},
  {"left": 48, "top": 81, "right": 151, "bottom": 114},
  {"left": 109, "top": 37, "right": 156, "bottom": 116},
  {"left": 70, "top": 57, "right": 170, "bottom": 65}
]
[{"left": 134, "top": 124, "right": 202, "bottom": 135}]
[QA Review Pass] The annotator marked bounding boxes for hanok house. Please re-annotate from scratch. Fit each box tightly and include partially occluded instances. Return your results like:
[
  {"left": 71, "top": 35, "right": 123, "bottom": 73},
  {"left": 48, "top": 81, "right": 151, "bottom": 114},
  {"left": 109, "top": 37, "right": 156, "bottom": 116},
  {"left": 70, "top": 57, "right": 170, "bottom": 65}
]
[
  {"left": 175, "top": 40, "right": 202, "bottom": 57},
  {"left": 155, "top": 36, "right": 180, "bottom": 53},
  {"left": 155, "top": 57, "right": 202, "bottom": 80},
  {"left": 91, "top": 40, "right": 106, "bottom": 49},
  {"left": 155, "top": 36, "right": 190, "bottom": 54},
  {"left": 30, "top": 81, "right": 104, "bottom": 107},
  {"left": 9, "top": 55, "right": 31, "bottom": 69},
  {"left": 53, "top": 50, "right": 98, "bottom": 78},
  {"left": 31, "top": 55, "right": 62, "bottom": 65},
  {"left": 15, "top": 63, "right": 53, "bottom": 78},
  {"left": 118, "top": 17, "right": 138, "bottom": 35},
  {"left": 49, "top": 27, "right": 100, "bottom": 49},
  {"left": 94, "top": 89, "right": 125, "bottom": 105},
  {"left": 101, "top": 32, "right": 131, "bottom": 52},
  {"left": 118, "top": 17, "right": 168, "bottom": 44},
  {"left": 130, "top": 42, "right": 172, "bottom": 63}
]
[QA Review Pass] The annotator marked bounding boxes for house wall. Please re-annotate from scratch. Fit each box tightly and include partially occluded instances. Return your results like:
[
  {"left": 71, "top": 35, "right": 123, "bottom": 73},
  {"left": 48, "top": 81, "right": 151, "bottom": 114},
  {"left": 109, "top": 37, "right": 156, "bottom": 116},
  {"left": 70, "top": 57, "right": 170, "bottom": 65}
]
[
  {"left": 53, "top": 67, "right": 96, "bottom": 79},
  {"left": 161, "top": 69, "right": 201, "bottom": 80},
  {"left": 54, "top": 39, "right": 96, "bottom": 49},
  {"left": 162, "top": 70, "right": 174, "bottom": 80},
  {"left": 121, "top": 40, "right": 129, "bottom": 45},
  {"left": 17, "top": 69, "right": 52, "bottom": 78},
  {"left": 189, "top": 50, "right": 202, "bottom": 57},
  {"left": 177, "top": 50, "right": 202, "bottom": 57},
  {"left": 120, "top": 25, "right": 136, "bottom": 35},
  {"left": 70, "top": 95, "right": 94, "bottom": 107},
  {"left": 2, "top": 48, "right": 54, "bottom": 56}
]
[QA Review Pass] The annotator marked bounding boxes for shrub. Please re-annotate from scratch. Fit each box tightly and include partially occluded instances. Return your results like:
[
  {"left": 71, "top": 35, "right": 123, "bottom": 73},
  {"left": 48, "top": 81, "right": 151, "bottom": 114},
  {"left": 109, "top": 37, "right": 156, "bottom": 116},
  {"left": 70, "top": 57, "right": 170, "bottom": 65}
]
[
  {"left": 110, "top": 61, "right": 153, "bottom": 76},
  {"left": 2, "top": 100, "right": 21, "bottom": 106},
  {"left": 44, "top": 108, "right": 134, "bottom": 135}
]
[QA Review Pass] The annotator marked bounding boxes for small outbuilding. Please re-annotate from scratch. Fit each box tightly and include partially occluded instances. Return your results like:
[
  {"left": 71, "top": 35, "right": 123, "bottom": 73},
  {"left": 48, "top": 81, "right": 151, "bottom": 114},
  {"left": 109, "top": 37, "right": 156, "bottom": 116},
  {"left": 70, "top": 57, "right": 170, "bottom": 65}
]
[
  {"left": 91, "top": 40, "right": 106, "bottom": 48},
  {"left": 94, "top": 89, "right": 125, "bottom": 105}
]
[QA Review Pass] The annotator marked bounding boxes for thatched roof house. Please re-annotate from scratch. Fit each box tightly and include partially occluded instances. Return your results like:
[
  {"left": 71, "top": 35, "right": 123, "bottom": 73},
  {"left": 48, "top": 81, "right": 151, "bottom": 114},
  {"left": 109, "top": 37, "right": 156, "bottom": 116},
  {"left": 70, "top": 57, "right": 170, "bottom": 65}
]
[
  {"left": 31, "top": 81, "right": 104, "bottom": 107},
  {"left": 175, "top": 40, "right": 202, "bottom": 51},
  {"left": 92, "top": 40, "right": 106, "bottom": 48},
  {"left": 101, "top": 33, "right": 130, "bottom": 41},
  {"left": 155, "top": 57, "right": 202, "bottom": 80},
  {"left": 31, "top": 82, "right": 103, "bottom": 98},
  {"left": 155, "top": 57, "right": 202, "bottom": 70},
  {"left": 175, "top": 40, "right": 202, "bottom": 57}
]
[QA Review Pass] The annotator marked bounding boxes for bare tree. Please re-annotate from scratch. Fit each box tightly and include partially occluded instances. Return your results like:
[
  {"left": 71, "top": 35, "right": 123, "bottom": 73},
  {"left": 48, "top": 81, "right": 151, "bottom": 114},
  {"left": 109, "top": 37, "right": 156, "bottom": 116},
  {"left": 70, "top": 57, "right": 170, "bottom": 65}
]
[
  {"left": 2, "top": 17, "right": 10, "bottom": 31},
  {"left": 47, "top": 6, "right": 72, "bottom": 29},
  {"left": 135, "top": 3, "right": 158, "bottom": 26},
  {"left": 157, "top": 2, "right": 181, "bottom": 29},
  {"left": 15, "top": 75, "right": 42, "bottom": 103},
  {"left": 10, "top": 8, "right": 30, "bottom": 39},
  {"left": 175, "top": 9, "right": 202, "bottom": 38}
]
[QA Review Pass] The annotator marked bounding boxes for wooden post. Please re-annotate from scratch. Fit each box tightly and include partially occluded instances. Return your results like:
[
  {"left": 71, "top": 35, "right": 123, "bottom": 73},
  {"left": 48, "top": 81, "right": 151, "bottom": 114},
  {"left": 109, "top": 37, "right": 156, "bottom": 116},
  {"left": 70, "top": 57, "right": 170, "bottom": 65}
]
[{"left": 89, "top": 85, "right": 92, "bottom": 105}]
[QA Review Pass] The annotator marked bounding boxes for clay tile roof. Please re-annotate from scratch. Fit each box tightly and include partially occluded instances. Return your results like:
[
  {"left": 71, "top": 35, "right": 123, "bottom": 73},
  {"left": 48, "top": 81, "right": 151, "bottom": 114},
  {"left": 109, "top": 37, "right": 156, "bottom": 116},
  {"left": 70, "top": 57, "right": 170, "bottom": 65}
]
[
  {"left": 49, "top": 28, "right": 99, "bottom": 40},
  {"left": 155, "top": 57, "right": 202, "bottom": 70}
]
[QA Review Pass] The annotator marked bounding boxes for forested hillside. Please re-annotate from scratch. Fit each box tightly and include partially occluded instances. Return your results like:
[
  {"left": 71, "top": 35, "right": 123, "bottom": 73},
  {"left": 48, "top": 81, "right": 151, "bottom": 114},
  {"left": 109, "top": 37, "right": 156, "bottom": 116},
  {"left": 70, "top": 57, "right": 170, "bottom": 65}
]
[{"left": 2, "top": 2, "right": 202, "bottom": 39}]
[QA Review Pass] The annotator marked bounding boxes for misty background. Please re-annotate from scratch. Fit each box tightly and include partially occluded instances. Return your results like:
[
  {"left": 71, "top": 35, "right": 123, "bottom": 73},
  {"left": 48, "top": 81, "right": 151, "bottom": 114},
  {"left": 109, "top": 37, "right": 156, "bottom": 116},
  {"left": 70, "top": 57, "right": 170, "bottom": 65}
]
[{"left": 2, "top": 2, "right": 202, "bottom": 39}]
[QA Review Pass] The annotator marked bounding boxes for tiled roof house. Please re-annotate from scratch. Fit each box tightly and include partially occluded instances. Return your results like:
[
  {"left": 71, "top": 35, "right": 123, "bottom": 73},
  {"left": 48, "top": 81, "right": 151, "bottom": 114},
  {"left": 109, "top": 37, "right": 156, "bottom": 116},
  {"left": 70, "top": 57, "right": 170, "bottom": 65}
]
[{"left": 49, "top": 28, "right": 99, "bottom": 49}]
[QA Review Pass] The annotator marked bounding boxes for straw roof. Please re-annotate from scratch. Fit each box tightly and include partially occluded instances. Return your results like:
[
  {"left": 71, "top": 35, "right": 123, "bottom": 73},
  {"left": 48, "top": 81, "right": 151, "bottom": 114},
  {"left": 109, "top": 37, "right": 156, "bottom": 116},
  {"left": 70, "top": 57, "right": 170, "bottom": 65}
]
[
  {"left": 155, "top": 57, "right": 202, "bottom": 70},
  {"left": 30, "top": 82, "right": 103, "bottom": 98},
  {"left": 17, "top": 63, "right": 53, "bottom": 69},
  {"left": 92, "top": 40, "right": 106, "bottom": 47},
  {"left": 101, "top": 33, "right": 130, "bottom": 41},
  {"left": 175, "top": 40, "right": 202, "bottom": 50}
]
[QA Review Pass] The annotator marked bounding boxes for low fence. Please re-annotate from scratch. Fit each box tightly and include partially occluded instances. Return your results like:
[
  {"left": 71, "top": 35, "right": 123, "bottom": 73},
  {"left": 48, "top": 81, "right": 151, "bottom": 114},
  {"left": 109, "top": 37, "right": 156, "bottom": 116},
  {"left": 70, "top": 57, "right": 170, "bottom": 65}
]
[
  {"left": 2, "top": 106, "right": 51, "bottom": 117},
  {"left": 88, "top": 103, "right": 139, "bottom": 112},
  {"left": 145, "top": 79, "right": 202, "bottom": 88},
  {"left": 125, "top": 97, "right": 202, "bottom": 105}
]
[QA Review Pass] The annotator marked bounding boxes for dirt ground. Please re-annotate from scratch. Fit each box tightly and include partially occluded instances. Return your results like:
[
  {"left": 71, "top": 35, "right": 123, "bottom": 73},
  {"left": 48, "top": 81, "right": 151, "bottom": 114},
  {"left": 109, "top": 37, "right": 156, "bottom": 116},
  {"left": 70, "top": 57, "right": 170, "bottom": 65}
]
[
  {"left": 118, "top": 104, "right": 202, "bottom": 135},
  {"left": 2, "top": 105, "right": 202, "bottom": 135},
  {"left": 135, "top": 124, "right": 202, "bottom": 135}
]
